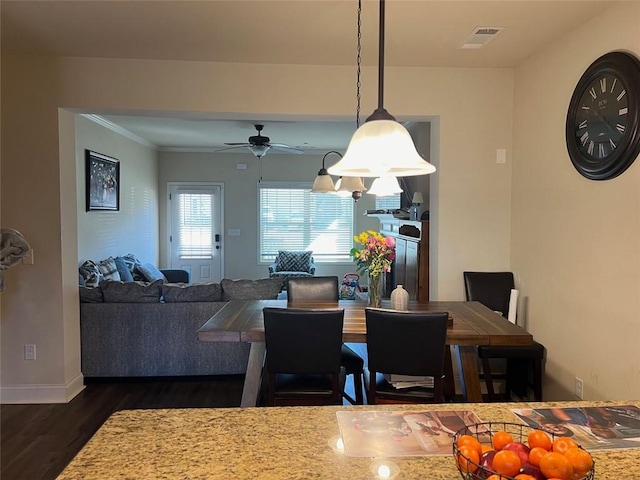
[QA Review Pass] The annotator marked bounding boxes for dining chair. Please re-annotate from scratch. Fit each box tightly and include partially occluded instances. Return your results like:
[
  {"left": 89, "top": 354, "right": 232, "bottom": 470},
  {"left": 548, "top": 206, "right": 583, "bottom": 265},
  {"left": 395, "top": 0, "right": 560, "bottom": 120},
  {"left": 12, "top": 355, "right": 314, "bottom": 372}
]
[
  {"left": 364, "top": 308, "right": 449, "bottom": 404},
  {"left": 263, "top": 307, "right": 345, "bottom": 406},
  {"left": 286, "top": 276, "right": 365, "bottom": 405},
  {"left": 463, "top": 271, "right": 545, "bottom": 401}
]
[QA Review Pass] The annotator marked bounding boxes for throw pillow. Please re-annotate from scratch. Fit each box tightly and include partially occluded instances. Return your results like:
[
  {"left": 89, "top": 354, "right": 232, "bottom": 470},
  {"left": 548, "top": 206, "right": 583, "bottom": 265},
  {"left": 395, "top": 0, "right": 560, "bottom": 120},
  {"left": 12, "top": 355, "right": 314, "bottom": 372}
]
[
  {"left": 79, "top": 286, "right": 104, "bottom": 303},
  {"left": 162, "top": 282, "right": 222, "bottom": 302},
  {"left": 114, "top": 256, "right": 134, "bottom": 282},
  {"left": 122, "top": 253, "right": 145, "bottom": 281},
  {"left": 276, "top": 250, "right": 312, "bottom": 272},
  {"left": 136, "top": 263, "right": 167, "bottom": 283},
  {"left": 101, "top": 279, "right": 163, "bottom": 303},
  {"left": 221, "top": 278, "right": 284, "bottom": 301},
  {"left": 79, "top": 260, "right": 103, "bottom": 288},
  {"left": 97, "top": 257, "right": 121, "bottom": 282}
]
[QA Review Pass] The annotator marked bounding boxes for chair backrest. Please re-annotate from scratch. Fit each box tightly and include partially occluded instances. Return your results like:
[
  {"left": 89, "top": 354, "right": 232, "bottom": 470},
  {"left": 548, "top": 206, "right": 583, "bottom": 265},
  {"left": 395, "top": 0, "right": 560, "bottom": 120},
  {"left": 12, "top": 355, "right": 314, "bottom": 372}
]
[
  {"left": 463, "top": 271, "right": 515, "bottom": 319},
  {"left": 286, "top": 276, "right": 339, "bottom": 302},
  {"left": 365, "top": 308, "right": 449, "bottom": 378},
  {"left": 263, "top": 307, "right": 344, "bottom": 375}
]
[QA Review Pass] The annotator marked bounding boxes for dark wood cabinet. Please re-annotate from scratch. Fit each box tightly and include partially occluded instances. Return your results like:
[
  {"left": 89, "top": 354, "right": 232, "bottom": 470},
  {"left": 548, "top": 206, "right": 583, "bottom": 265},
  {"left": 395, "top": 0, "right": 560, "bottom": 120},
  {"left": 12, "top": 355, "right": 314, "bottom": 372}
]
[{"left": 369, "top": 215, "right": 429, "bottom": 302}]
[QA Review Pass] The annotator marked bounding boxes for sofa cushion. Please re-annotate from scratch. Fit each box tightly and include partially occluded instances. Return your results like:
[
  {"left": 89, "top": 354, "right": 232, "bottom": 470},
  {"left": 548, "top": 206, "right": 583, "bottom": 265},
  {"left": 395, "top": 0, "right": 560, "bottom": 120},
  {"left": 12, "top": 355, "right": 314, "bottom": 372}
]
[
  {"left": 221, "top": 278, "right": 284, "bottom": 300},
  {"left": 79, "top": 260, "right": 103, "bottom": 288},
  {"left": 114, "top": 256, "right": 134, "bottom": 282},
  {"left": 136, "top": 263, "right": 167, "bottom": 283},
  {"left": 101, "top": 279, "right": 163, "bottom": 303},
  {"left": 275, "top": 250, "right": 313, "bottom": 272},
  {"left": 97, "top": 257, "right": 121, "bottom": 282},
  {"left": 79, "top": 286, "right": 104, "bottom": 303},
  {"left": 162, "top": 282, "right": 222, "bottom": 302}
]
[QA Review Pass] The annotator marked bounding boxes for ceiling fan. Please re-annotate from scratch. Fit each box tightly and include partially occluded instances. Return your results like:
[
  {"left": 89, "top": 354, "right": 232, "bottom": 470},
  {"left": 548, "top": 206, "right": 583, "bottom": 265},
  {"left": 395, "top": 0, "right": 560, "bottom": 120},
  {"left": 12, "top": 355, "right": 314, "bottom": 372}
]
[{"left": 217, "top": 124, "right": 304, "bottom": 158}]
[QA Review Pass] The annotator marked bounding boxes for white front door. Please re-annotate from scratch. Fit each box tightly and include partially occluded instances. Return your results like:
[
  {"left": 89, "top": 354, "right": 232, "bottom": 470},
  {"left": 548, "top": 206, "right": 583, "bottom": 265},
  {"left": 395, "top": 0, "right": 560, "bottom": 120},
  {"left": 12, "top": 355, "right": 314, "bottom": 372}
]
[{"left": 169, "top": 184, "right": 223, "bottom": 283}]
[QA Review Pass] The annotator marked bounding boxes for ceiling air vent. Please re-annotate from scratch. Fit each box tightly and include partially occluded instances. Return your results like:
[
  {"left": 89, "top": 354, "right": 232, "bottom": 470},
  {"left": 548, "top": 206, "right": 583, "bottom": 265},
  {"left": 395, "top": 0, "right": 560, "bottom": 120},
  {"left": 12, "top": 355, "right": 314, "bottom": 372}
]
[{"left": 459, "top": 26, "right": 505, "bottom": 49}]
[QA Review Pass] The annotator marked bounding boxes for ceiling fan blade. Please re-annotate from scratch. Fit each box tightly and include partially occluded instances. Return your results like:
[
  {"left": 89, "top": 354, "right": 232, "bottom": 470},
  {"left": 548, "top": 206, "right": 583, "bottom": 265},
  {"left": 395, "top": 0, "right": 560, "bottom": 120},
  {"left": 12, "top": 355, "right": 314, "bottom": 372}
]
[
  {"left": 224, "top": 142, "right": 251, "bottom": 146},
  {"left": 269, "top": 143, "right": 304, "bottom": 154},
  {"left": 214, "top": 145, "right": 248, "bottom": 153}
]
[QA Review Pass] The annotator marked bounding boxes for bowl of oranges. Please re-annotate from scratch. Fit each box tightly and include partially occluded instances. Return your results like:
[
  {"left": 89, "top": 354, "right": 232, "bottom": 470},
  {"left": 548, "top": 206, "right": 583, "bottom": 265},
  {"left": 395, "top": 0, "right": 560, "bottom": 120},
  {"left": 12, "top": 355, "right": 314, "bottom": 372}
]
[{"left": 453, "top": 421, "right": 594, "bottom": 480}]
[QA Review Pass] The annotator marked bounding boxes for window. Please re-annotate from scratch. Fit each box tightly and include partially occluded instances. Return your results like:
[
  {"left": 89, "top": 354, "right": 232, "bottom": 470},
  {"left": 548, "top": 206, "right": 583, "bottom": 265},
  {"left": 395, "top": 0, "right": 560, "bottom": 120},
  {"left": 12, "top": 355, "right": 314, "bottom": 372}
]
[
  {"left": 259, "top": 182, "right": 354, "bottom": 262},
  {"left": 175, "top": 191, "right": 213, "bottom": 259},
  {"left": 375, "top": 193, "right": 401, "bottom": 211}
]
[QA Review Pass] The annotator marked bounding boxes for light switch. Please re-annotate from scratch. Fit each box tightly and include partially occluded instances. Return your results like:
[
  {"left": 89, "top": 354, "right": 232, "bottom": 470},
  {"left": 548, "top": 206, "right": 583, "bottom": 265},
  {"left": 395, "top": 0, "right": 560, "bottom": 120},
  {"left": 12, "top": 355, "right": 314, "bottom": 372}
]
[{"left": 496, "top": 149, "right": 507, "bottom": 164}]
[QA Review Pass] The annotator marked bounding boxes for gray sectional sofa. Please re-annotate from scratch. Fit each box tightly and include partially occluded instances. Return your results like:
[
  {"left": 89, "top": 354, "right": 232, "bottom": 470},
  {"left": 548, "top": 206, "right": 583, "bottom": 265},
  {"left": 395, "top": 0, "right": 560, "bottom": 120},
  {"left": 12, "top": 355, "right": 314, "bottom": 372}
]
[{"left": 79, "top": 277, "right": 284, "bottom": 378}]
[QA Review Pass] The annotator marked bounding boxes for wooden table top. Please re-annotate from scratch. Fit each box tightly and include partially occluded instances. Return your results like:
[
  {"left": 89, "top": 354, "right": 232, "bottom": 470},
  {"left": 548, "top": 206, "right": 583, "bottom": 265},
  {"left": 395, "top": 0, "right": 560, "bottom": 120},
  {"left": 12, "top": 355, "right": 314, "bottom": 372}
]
[{"left": 197, "top": 299, "right": 533, "bottom": 347}]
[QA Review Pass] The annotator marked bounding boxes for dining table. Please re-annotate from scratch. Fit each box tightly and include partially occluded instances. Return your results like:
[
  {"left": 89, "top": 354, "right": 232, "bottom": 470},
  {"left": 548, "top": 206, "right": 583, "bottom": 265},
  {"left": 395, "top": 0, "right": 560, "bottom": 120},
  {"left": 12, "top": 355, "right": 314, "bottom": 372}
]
[{"left": 197, "top": 299, "right": 533, "bottom": 407}]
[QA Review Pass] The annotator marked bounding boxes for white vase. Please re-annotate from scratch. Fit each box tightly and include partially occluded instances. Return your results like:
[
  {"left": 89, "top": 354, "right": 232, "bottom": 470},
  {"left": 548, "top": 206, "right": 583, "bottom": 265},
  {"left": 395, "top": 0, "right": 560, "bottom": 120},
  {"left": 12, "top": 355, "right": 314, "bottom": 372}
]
[{"left": 390, "top": 284, "right": 409, "bottom": 311}]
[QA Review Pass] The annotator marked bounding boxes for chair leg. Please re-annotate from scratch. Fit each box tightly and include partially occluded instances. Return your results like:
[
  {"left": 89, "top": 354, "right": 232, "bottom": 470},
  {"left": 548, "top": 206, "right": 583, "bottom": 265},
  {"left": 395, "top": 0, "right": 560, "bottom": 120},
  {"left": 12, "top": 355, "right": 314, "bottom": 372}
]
[
  {"left": 481, "top": 358, "right": 497, "bottom": 402},
  {"left": 342, "top": 372, "right": 364, "bottom": 405},
  {"left": 354, "top": 372, "right": 364, "bottom": 405}
]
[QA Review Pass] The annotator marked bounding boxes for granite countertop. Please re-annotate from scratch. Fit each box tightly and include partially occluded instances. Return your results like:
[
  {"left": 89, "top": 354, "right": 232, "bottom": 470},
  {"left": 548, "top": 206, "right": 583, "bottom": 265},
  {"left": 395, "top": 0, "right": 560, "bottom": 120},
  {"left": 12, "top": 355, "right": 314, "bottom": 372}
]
[{"left": 57, "top": 401, "right": 640, "bottom": 479}]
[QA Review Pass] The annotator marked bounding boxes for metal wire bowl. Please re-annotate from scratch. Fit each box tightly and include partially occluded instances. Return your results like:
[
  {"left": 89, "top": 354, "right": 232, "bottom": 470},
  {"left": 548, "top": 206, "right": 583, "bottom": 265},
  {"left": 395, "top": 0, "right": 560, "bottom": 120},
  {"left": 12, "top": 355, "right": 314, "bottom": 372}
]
[{"left": 452, "top": 421, "right": 595, "bottom": 480}]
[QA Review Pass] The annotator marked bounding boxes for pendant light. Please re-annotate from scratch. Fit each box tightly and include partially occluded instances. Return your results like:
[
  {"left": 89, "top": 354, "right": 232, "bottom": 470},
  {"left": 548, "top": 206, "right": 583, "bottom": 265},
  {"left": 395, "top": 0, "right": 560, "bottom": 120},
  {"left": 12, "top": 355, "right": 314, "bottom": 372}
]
[
  {"left": 335, "top": 176, "right": 367, "bottom": 196},
  {"left": 328, "top": 0, "right": 436, "bottom": 178},
  {"left": 311, "top": 151, "right": 339, "bottom": 193},
  {"left": 367, "top": 175, "right": 403, "bottom": 196}
]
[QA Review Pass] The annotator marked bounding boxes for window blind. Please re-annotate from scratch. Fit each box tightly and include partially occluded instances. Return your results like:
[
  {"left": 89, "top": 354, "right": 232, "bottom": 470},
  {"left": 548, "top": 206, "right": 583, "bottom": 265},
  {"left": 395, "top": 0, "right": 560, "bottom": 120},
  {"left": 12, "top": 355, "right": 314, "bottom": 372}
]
[{"left": 259, "top": 183, "right": 354, "bottom": 262}]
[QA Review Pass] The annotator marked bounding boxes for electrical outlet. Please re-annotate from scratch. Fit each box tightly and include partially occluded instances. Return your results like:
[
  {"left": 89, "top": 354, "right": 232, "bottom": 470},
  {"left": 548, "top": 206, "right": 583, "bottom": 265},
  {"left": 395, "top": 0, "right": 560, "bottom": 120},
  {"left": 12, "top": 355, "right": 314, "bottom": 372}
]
[
  {"left": 575, "top": 376, "right": 584, "bottom": 399},
  {"left": 24, "top": 344, "right": 36, "bottom": 360}
]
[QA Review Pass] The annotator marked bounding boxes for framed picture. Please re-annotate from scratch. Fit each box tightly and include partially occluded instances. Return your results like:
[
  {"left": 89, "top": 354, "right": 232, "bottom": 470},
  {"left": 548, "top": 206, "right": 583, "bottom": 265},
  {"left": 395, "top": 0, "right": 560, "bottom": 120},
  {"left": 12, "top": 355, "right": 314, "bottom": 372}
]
[{"left": 85, "top": 150, "right": 120, "bottom": 211}]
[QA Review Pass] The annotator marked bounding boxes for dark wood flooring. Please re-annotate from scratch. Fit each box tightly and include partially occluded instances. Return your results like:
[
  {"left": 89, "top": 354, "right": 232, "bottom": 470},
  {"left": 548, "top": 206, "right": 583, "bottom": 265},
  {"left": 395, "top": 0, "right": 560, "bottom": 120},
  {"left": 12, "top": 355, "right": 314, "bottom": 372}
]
[
  {"left": 1, "top": 373, "right": 365, "bottom": 480},
  {"left": 1, "top": 375, "right": 245, "bottom": 480}
]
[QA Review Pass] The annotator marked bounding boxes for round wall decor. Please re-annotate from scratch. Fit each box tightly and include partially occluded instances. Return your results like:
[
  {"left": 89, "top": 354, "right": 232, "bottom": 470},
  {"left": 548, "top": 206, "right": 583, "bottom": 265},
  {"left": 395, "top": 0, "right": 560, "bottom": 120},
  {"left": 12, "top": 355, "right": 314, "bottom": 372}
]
[{"left": 566, "top": 51, "right": 640, "bottom": 180}]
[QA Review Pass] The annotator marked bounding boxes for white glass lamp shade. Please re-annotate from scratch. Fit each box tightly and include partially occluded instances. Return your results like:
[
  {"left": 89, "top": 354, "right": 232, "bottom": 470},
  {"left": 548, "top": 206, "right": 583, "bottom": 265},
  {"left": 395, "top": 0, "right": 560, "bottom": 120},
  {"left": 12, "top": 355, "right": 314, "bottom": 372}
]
[
  {"left": 335, "top": 176, "right": 367, "bottom": 196},
  {"left": 248, "top": 145, "right": 271, "bottom": 158},
  {"left": 367, "top": 175, "right": 403, "bottom": 196},
  {"left": 411, "top": 192, "right": 424, "bottom": 204},
  {"left": 311, "top": 170, "right": 336, "bottom": 193},
  {"left": 327, "top": 120, "right": 436, "bottom": 178}
]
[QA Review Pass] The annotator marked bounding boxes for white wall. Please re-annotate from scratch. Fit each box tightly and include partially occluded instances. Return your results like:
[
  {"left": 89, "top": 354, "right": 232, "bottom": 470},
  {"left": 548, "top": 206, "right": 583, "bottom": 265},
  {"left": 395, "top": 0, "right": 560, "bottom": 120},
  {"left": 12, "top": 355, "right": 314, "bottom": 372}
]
[
  {"left": 511, "top": 2, "right": 640, "bottom": 400},
  {"left": 158, "top": 150, "right": 381, "bottom": 280},
  {"left": 1, "top": 53, "right": 513, "bottom": 402},
  {"left": 76, "top": 116, "right": 160, "bottom": 265}
]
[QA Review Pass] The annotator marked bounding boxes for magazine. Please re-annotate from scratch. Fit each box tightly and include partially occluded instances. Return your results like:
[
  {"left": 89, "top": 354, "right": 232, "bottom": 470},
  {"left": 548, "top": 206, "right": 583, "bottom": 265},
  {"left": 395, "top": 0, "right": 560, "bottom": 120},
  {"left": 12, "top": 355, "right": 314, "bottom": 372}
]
[
  {"left": 511, "top": 405, "right": 640, "bottom": 451},
  {"left": 336, "top": 410, "right": 488, "bottom": 457}
]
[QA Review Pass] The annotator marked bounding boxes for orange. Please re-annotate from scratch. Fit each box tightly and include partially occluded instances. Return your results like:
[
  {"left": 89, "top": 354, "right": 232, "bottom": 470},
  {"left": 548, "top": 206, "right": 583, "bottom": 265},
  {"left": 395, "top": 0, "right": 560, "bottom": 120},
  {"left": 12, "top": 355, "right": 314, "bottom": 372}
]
[
  {"left": 515, "top": 475, "right": 537, "bottom": 480},
  {"left": 528, "top": 446, "right": 549, "bottom": 467},
  {"left": 457, "top": 434, "right": 483, "bottom": 458},
  {"left": 563, "top": 447, "right": 594, "bottom": 478},
  {"left": 457, "top": 444, "right": 480, "bottom": 473},
  {"left": 528, "top": 429, "right": 553, "bottom": 450},
  {"left": 492, "top": 430, "right": 515, "bottom": 451},
  {"left": 539, "top": 451, "right": 574, "bottom": 480},
  {"left": 492, "top": 449, "right": 522, "bottom": 477},
  {"left": 553, "top": 436, "right": 579, "bottom": 454},
  {"left": 486, "top": 476, "right": 502, "bottom": 480},
  {"left": 481, "top": 444, "right": 495, "bottom": 454}
]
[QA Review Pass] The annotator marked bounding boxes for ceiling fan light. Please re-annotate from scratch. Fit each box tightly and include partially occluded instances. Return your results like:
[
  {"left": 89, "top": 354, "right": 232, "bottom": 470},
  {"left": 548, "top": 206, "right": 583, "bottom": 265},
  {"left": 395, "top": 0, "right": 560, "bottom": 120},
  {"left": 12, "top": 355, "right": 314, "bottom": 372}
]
[
  {"left": 327, "top": 120, "right": 436, "bottom": 177},
  {"left": 248, "top": 145, "right": 271, "bottom": 158},
  {"left": 367, "top": 175, "right": 403, "bottom": 196},
  {"left": 311, "top": 169, "right": 337, "bottom": 193}
]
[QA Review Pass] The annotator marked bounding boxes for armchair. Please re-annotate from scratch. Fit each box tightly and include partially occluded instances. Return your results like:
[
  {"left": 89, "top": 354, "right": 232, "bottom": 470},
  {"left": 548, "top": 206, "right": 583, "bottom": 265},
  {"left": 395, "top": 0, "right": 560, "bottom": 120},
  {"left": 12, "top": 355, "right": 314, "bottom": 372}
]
[{"left": 268, "top": 251, "right": 316, "bottom": 285}]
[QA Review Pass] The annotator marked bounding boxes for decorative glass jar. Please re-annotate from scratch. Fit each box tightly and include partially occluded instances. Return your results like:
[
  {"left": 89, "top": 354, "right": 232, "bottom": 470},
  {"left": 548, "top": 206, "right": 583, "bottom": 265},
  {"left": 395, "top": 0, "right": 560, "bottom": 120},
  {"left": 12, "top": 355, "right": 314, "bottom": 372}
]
[{"left": 368, "top": 272, "right": 382, "bottom": 308}]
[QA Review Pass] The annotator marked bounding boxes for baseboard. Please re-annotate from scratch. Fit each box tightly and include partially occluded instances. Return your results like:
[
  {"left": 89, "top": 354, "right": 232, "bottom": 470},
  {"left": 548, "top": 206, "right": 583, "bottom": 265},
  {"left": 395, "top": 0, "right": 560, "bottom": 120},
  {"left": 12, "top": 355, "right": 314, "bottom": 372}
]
[{"left": 0, "top": 373, "right": 85, "bottom": 404}]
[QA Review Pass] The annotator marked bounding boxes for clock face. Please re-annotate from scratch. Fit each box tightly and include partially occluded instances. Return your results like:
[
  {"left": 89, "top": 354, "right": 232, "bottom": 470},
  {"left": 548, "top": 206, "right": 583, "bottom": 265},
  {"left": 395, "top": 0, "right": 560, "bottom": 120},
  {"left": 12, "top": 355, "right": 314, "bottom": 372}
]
[
  {"left": 573, "top": 72, "right": 628, "bottom": 161},
  {"left": 566, "top": 51, "right": 640, "bottom": 180}
]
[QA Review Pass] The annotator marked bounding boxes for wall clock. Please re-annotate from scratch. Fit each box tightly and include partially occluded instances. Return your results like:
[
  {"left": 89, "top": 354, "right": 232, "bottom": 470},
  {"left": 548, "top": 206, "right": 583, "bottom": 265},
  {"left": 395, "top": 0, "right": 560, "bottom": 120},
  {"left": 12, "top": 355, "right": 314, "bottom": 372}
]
[{"left": 566, "top": 51, "right": 640, "bottom": 180}]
